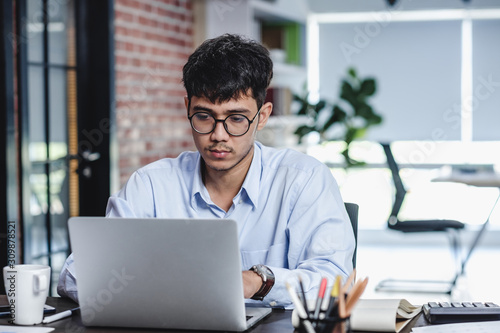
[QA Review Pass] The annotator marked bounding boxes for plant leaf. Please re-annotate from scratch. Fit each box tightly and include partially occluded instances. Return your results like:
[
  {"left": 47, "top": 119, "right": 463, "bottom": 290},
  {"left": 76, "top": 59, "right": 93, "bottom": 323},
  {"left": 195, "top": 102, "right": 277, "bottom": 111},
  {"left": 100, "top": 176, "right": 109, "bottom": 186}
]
[
  {"left": 367, "top": 113, "right": 383, "bottom": 125},
  {"left": 322, "top": 106, "right": 346, "bottom": 132},
  {"left": 292, "top": 94, "right": 306, "bottom": 103},
  {"left": 348, "top": 67, "right": 357, "bottom": 79},
  {"left": 314, "top": 100, "right": 326, "bottom": 113},
  {"left": 340, "top": 80, "right": 356, "bottom": 105},
  {"left": 360, "top": 78, "right": 376, "bottom": 96},
  {"left": 294, "top": 125, "right": 316, "bottom": 139},
  {"left": 354, "top": 104, "right": 371, "bottom": 118},
  {"left": 344, "top": 127, "right": 359, "bottom": 144}
]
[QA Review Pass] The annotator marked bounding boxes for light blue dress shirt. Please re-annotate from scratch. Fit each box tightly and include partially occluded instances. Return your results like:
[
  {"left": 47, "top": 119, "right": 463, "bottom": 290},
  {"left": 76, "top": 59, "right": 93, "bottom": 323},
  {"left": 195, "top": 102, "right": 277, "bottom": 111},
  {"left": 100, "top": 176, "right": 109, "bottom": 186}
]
[{"left": 58, "top": 142, "right": 355, "bottom": 308}]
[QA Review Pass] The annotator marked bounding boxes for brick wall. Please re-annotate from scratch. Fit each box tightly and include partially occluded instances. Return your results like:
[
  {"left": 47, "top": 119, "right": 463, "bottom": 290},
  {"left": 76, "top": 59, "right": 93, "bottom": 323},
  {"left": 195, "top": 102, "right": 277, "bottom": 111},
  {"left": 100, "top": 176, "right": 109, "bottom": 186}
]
[{"left": 114, "top": 0, "right": 195, "bottom": 186}]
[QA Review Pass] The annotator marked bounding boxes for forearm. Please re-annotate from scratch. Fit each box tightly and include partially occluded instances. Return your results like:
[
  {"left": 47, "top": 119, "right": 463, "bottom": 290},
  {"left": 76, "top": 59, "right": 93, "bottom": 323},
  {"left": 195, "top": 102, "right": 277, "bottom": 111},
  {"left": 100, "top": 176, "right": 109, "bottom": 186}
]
[{"left": 246, "top": 257, "right": 351, "bottom": 309}]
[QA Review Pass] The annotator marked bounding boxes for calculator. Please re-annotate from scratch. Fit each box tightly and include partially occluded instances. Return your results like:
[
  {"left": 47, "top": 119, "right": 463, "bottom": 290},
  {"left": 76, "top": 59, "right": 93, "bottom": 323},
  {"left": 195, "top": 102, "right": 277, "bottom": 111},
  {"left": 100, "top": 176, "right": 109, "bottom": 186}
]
[{"left": 423, "top": 301, "right": 500, "bottom": 324}]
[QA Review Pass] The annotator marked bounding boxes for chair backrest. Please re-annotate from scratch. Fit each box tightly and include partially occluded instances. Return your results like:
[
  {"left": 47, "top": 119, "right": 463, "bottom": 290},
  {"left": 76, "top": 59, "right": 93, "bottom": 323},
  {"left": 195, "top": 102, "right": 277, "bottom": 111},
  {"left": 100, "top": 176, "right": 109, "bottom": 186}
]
[
  {"left": 380, "top": 143, "right": 407, "bottom": 221},
  {"left": 344, "top": 202, "right": 358, "bottom": 268}
]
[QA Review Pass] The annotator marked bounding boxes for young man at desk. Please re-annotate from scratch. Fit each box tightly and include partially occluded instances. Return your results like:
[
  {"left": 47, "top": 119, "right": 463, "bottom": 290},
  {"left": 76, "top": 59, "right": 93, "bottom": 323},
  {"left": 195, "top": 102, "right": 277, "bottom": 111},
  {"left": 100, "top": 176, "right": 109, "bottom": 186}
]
[{"left": 57, "top": 34, "right": 355, "bottom": 308}]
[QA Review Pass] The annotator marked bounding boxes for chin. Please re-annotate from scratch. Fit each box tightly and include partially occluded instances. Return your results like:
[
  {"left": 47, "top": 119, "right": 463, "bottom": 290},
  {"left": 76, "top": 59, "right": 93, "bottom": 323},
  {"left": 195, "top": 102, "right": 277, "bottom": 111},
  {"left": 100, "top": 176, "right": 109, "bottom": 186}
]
[{"left": 205, "top": 161, "right": 235, "bottom": 172}]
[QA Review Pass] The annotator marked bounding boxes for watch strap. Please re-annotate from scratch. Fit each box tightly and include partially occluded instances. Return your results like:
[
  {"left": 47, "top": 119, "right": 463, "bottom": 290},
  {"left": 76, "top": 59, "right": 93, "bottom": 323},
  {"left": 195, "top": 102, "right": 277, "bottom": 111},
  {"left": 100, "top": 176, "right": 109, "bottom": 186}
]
[{"left": 250, "top": 264, "right": 275, "bottom": 301}]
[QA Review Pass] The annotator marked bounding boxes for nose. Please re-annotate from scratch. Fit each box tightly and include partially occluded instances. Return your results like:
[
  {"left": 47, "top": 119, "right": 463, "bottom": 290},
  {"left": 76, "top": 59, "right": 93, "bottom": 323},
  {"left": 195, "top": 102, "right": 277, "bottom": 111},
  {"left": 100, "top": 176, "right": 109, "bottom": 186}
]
[{"left": 210, "top": 119, "right": 229, "bottom": 141}]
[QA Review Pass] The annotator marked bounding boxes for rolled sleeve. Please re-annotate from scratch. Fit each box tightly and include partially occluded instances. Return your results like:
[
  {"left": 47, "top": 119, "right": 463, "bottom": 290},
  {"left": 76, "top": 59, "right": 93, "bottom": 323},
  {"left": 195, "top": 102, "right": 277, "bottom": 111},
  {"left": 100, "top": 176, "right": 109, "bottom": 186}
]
[{"left": 57, "top": 253, "right": 79, "bottom": 303}]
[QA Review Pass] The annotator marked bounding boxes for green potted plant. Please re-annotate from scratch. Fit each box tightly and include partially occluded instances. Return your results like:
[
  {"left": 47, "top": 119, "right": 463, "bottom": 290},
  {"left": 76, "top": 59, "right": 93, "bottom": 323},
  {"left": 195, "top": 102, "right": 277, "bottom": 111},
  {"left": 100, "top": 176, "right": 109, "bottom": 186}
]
[{"left": 294, "top": 67, "right": 383, "bottom": 167}]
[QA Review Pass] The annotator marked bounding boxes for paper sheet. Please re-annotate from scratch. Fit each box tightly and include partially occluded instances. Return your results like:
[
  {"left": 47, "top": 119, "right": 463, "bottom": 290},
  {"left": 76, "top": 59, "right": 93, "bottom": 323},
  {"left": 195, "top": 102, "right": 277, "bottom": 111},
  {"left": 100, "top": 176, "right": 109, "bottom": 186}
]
[
  {"left": 412, "top": 320, "right": 500, "bottom": 332},
  {"left": 350, "top": 299, "right": 422, "bottom": 332},
  {"left": 0, "top": 326, "right": 54, "bottom": 333}
]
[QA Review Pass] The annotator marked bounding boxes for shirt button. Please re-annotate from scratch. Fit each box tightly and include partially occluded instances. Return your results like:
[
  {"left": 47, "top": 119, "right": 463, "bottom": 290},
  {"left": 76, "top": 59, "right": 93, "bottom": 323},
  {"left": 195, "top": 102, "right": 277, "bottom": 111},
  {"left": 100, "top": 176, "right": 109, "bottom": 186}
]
[
  {"left": 270, "top": 301, "right": 277, "bottom": 307},
  {"left": 239, "top": 200, "right": 242, "bottom": 204}
]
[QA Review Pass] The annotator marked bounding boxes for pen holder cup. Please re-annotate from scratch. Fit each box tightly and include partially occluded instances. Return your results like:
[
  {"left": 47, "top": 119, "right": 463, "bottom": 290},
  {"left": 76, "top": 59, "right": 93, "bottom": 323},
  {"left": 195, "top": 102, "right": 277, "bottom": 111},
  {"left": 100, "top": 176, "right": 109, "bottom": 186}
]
[{"left": 297, "top": 316, "right": 351, "bottom": 333}]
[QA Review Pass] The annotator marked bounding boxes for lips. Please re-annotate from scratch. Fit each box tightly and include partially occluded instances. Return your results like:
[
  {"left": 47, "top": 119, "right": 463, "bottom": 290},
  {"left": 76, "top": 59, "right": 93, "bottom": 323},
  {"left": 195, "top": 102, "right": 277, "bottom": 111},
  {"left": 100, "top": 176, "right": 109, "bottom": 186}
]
[
  {"left": 205, "top": 144, "right": 233, "bottom": 159},
  {"left": 209, "top": 149, "right": 230, "bottom": 158}
]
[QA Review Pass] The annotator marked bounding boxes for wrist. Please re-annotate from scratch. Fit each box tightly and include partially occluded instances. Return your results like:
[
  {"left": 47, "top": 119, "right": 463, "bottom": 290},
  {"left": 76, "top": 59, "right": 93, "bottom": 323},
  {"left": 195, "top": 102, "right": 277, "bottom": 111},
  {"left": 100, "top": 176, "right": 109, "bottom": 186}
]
[{"left": 249, "top": 264, "right": 275, "bottom": 301}]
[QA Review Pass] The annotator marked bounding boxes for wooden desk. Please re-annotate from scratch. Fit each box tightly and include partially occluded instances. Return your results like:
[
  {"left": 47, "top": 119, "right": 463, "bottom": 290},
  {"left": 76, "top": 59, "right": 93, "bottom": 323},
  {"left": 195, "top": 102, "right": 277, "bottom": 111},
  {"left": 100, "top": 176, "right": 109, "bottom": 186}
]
[{"left": 0, "top": 297, "right": 428, "bottom": 333}]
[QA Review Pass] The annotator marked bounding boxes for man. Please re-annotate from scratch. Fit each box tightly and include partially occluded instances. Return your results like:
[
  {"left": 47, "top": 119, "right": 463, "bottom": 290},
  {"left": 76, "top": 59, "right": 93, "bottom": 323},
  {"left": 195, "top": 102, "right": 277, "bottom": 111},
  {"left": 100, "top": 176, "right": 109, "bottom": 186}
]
[{"left": 58, "top": 34, "right": 355, "bottom": 308}]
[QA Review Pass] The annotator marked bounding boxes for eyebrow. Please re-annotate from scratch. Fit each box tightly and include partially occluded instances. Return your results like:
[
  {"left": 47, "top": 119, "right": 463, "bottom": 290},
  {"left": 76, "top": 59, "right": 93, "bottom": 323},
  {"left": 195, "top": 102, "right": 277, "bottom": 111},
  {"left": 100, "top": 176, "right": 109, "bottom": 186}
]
[{"left": 191, "top": 105, "right": 252, "bottom": 114}]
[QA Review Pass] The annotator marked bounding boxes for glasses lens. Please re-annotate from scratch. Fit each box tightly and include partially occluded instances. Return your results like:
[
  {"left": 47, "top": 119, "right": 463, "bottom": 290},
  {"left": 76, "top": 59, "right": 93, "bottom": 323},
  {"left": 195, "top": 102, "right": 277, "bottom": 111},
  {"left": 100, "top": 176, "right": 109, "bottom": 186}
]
[
  {"left": 191, "top": 112, "right": 215, "bottom": 134},
  {"left": 225, "top": 114, "right": 250, "bottom": 136},
  {"left": 190, "top": 112, "right": 252, "bottom": 136}
]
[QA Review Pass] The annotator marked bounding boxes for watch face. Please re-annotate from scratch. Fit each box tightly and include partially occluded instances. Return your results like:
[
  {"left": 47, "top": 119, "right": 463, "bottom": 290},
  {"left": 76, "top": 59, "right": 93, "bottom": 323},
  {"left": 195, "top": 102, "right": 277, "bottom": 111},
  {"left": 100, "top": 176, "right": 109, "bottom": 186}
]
[
  {"left": 254, "top": 264, "right": 274, "bottom": 280},
  {"left": 260, "top": 265, "right": 272, "bottom": 275},
  {"left": 250, "top": 265, "right": 275, "bottom": 300}
]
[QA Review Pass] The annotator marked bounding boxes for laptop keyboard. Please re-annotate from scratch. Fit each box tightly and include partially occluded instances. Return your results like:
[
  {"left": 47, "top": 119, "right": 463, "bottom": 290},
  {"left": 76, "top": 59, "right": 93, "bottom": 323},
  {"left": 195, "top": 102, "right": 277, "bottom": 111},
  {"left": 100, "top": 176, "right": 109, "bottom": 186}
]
[{"left": 423, "top": 302, "right": 500, "bottom": 324}]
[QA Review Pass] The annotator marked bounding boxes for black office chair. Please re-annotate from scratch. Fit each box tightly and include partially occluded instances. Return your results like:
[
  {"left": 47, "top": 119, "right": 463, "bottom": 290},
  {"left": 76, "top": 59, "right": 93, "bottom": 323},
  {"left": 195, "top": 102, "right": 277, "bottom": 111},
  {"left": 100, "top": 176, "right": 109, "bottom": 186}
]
[
  {"left": 344, "top": 202, "right": 359, "bottom": 269},
  {"left": 375, "top": 143, "right": 465, "bottom": 294}
]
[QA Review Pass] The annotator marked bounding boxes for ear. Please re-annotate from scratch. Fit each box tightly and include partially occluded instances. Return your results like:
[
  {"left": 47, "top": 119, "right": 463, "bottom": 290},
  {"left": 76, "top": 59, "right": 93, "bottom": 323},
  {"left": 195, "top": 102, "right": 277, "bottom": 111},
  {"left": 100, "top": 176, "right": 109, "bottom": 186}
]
[
  {"left": 256, "top": 102, "right": 273, "bottom": 131},
  {"left": 184, "top": 96, "right": 190, "bottom": 113}
]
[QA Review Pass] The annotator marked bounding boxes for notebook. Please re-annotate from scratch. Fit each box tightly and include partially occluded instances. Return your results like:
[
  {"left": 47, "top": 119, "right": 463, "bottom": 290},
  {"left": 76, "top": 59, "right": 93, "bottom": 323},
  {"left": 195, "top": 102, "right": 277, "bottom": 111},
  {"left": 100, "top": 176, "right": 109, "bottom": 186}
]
[{"left": 68, "top": 217, "right": 272, "bottom": 331}]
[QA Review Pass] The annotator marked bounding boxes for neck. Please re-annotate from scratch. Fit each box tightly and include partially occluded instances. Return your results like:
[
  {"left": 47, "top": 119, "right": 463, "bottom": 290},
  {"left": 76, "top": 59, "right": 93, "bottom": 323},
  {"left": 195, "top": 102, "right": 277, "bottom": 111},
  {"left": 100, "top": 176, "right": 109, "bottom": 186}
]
[{"left": 201, "top": 146, "right": 254, "bottom": 211}]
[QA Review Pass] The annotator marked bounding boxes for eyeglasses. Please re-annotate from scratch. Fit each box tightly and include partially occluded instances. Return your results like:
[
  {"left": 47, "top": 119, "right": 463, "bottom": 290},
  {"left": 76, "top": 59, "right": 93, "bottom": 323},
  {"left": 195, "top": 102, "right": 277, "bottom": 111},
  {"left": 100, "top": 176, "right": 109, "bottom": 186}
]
[{"left": 188, "top": 109, "right": 261, "bottom": 136}]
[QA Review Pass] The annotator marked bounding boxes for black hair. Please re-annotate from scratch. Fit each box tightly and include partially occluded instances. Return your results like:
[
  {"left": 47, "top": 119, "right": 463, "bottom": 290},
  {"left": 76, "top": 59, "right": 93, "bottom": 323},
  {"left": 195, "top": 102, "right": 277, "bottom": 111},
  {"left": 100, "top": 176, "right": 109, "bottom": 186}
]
[{"left": 182, "top": 34, "right": 273, "bottom": 110}]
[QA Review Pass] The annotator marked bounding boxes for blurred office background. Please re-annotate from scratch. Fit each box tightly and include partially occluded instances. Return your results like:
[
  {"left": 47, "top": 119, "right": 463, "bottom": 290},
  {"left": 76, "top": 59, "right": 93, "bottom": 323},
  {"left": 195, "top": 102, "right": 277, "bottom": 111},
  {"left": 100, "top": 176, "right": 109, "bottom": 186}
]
[{"left": 1, "top": 0, "right": 499, "bottom": 300}]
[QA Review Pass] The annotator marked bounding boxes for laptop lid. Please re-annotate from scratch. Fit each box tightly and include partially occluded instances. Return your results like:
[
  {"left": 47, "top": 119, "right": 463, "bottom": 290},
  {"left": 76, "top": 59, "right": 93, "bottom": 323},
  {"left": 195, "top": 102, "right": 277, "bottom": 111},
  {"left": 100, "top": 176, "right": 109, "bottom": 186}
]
[{"left": 68, "top": 217, "right": 271, "bottom": 331}]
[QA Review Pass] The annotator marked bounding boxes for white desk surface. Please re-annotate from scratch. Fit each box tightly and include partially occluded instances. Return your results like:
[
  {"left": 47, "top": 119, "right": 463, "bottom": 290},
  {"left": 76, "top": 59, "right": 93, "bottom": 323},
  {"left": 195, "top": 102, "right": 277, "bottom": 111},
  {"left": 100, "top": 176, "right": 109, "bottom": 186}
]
[{"left": 432, "top": 168, "right": 500, "bottom": 188}]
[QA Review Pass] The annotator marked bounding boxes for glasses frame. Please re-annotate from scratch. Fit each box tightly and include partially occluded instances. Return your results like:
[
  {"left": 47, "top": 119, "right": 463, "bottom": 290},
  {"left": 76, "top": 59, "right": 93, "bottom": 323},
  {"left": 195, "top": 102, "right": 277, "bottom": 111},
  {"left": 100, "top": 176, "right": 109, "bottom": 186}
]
[{"left": 188, "top": 109, "right": 262, "bottom": 137}]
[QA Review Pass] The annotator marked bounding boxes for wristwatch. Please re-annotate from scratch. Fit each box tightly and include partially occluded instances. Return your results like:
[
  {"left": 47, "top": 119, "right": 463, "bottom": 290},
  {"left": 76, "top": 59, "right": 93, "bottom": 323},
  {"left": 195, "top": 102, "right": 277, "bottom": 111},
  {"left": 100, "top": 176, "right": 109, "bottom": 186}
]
[{"left": 249, "top": 264, "right": 275, "bottom": 301}]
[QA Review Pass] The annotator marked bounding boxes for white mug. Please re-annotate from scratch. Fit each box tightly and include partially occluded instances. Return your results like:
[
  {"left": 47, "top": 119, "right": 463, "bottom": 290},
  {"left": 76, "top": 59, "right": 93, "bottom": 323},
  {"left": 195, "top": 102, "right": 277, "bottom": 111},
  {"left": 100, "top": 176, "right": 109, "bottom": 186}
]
[{"left": 3, "top": 264, "right": 51, "bottom": 325}]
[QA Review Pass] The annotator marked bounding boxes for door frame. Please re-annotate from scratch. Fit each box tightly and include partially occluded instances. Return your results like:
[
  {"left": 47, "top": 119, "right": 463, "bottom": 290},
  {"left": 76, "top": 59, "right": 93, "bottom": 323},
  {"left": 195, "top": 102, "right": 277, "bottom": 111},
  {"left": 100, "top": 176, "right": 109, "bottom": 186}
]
[
  {"left": 0, "top": 0, "right": 18, "bottom": 294},
  {"left": 75, "top": 0, "right": 116, "bottom": 218},
  {"left": 0, "top": 0, "right": 115, "bottom": 294}
]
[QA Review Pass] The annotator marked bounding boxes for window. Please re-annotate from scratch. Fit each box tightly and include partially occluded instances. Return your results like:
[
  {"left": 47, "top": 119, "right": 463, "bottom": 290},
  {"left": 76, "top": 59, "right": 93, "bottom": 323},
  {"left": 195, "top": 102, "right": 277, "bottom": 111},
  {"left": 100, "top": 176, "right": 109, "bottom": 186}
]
[
  {"left": 20, "top": 0, "right": 78, "bottom": 294},
  {"left": 308, "top": 8, "right": 500, "bottom": 142}
]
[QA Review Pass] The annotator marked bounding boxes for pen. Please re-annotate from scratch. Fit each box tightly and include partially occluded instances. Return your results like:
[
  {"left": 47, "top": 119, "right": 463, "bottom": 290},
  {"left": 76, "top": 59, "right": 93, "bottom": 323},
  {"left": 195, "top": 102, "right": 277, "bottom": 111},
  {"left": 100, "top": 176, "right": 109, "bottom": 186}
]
[
  {"left": 298, "top": 276, "right": 310, "bottom": 318},
  {"left": 313, "top": 277, "right": 328, "bottom": 325},
  {"left": 42, "top": 307, "right": 79, "bottom": 324},
  {"left": 326, "top": 275, "right": 341, "bottom": 317},
  {"left": 285, "top": 282, "right": 316, "bottom": 333}
]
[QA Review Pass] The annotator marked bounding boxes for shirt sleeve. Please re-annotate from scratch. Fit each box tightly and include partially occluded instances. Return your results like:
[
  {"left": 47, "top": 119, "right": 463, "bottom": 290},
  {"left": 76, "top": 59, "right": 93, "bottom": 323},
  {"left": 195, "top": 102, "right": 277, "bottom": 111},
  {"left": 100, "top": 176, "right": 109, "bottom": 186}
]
[
  {"left": 259, "top": 163, "right": 355, "bottom": 309},
  {"left": 106, "top": 170, "right": 155, "bottom": 218},
  {"left": 57, "top": 253, "right": 79, "bottom": 303},
  {"left": 57, "top": 171, "right": 155, "bottom": 302}
]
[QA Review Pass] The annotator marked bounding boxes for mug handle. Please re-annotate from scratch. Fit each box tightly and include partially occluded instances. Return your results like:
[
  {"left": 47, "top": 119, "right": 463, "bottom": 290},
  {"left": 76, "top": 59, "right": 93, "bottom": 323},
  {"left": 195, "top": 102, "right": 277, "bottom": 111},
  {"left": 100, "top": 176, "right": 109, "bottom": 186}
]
[{"left": 33, "top": 273, "right": 48, "bottom": 293}]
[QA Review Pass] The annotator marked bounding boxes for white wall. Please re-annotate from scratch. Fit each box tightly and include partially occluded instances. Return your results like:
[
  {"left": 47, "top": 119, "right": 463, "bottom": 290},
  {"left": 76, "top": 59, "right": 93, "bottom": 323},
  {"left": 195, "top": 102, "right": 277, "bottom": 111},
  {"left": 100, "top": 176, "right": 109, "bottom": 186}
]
[
  {"left": 308, "top": 1, "right": 500, "bottom": 141},
  {"left": 308, "top": 0, "right": 500, "bottom": 13},
  {"left": 317, "top": 20, "right": 463, "bottom": 141},
  {"left": 472, "top": 20, "right": 500, "bottom": 141}
]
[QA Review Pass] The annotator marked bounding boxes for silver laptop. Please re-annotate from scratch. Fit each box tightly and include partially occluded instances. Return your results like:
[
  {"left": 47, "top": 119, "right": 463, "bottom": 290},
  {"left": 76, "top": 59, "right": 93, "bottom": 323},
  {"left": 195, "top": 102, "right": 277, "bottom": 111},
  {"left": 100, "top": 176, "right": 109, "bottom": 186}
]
[{"left": 68, "top": 217, "right": 272, "bottom": 331}]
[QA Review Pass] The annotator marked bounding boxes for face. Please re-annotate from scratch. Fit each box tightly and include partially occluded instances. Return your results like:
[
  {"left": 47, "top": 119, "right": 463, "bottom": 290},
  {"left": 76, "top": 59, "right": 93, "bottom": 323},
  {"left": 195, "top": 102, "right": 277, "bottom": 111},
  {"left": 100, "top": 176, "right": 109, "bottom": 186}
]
[{"left": 185, "top": 94, "right": 272, "bottom": 174}]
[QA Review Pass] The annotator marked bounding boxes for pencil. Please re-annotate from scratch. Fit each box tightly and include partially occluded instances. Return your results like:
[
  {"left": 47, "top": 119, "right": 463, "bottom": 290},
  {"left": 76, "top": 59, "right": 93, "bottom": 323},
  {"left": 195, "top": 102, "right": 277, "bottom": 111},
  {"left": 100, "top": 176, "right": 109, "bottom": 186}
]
[
  {"left": 346, "top": 277, "right": 369, "bottom": 316},
  {"left": 338, "top": 270, "right": 356, "bottom": 319}
]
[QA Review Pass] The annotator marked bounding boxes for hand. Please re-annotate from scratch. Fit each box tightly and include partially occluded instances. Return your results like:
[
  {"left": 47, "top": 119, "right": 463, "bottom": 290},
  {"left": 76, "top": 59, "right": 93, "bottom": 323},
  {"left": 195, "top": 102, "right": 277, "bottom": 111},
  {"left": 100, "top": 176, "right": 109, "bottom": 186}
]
[{"left": 242, "top": 270, "right": 263, "bottom": 299}]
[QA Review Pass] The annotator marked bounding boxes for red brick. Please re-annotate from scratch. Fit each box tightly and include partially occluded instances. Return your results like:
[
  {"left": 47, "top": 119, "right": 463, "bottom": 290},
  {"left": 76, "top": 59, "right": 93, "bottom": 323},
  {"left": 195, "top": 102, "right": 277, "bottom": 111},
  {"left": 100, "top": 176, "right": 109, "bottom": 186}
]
[
  {"left": 114, "top": 0, "right": 195, "bottom": 186},
  {"left": 115, "top": 9, "right": 134, "bottom": 22}
]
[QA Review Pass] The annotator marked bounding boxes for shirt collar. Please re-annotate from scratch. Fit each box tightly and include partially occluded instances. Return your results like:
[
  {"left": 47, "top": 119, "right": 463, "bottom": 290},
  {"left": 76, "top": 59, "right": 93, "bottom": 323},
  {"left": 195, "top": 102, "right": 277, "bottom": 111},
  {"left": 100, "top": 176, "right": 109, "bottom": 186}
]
[
  {"left": 240, "top": 142, "right": 262, "bottom": 208},
  {"left": 191, "top": 153, "right": 210, "bottom": 207},
  {"left": 190, "top": 143, "right": 262, "bottom": 209}
]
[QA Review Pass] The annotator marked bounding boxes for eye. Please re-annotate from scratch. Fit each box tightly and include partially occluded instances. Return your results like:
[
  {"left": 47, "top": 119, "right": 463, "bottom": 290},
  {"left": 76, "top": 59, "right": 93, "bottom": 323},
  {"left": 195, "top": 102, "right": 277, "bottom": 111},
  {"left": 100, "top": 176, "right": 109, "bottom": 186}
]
[
  {"left": 194, "top": 112, "right": 212, "bottom": 121},
  {"left": 228, "top": 115, "right": 247, "bottom": 123}
]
